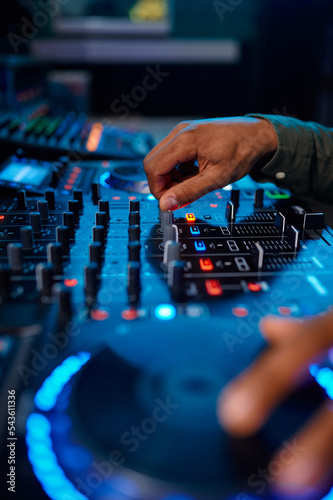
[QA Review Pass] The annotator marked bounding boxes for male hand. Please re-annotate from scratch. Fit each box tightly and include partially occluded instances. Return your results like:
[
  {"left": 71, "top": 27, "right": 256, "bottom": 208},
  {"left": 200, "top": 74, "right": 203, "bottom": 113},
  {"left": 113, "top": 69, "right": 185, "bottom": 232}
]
[
  {"left": 143, "top": 117, "right": 278, "bottom": 211},
  {"left": 218, "top": 313, "right": 333, "bottom": 497}
]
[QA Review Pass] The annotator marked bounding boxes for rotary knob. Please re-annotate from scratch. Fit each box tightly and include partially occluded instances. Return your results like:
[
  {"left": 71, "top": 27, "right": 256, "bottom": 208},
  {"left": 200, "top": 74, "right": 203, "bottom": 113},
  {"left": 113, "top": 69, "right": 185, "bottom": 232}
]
[
  {"left": 45, "top": 188, "right": 55, "bottom": 210},
  {"left": 20, "top": 226, "right": 34, "bottom": 250},
  {"left": 7, "top": 243, "right": 23, "bottom": 271},
  {"left": 163, "top": 241, "right": 181, "bottom": 267},
  {"left": 92, "top": 225, "right": 105, "bottom": 246},
  {"left": 37, "top": 200, "right": 49, "bottom": 221},
  {"left": 62, "top": 212, "right": 75, "bottom": 233},
  {"left": 98, "top": 200, "right": 110, "bottom": 219},
  {"left": 68, "top": 200, "right": 80, "bottom": 221},
  {"left": 129, "top": 200, "right": 140, "bottom": 212},
  {"left": 56, "top": 225, "right": 70, "bottom": 249},
  {"left": 35, "top": 263, "right": 54, "bottom": 297},
  {"left": 47, "top": 243, "right": 63, "bottom": 274},
  {"left": 73, "top": 189, "right": 84, "bottom": 209},
  {"left": 16, "top": 190, "right": 27, "bottom": 210},
  {"left": 29, "top": 212, "right": 42, "bottom": 234},
  {"left": 127, "top": 261, "right": 141, "bottom": 303}
]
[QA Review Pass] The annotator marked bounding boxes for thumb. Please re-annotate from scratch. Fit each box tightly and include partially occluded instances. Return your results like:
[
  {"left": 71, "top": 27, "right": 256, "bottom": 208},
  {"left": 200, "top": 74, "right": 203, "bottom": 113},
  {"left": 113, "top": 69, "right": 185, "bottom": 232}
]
[{"left": 159, "top": 170, "right": 218, "bottom": 211}]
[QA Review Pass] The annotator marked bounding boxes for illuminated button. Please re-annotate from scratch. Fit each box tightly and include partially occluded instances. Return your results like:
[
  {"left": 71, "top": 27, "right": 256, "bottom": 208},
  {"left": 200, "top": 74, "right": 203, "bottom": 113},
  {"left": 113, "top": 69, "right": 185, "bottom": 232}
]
[
  {"left": 112, "top": 196, "right": 121, "bottom": 200},
  {"left": 64, "top": 184, "right": 73, "bottom": 190},
  {"left": 210, "top": 204, "right": 218, "bottom": 208},
  {"left": 0, "top": 215, "right": 5, "bottom": 220},
  {"left": 154, "top": 304, "right": 176, "bottom": 321},
  {"left": 232, "top": 306, "right": 249, "bottom": 318},
  {"left": 121, "top": 308, "right": 139, "bottom": 321},
  {"left": 64, "top": 279, "right": 78, "bottom": 288},
  {"left": 73, "top": 167, "right": 82, "bottom": 174},
  {"left": 205, "top": 279, "right": 223, "bottom": 296},
  {"left": 91, "top": 309, "right": 109, "bottom": 321},
  {"left": 248, "top": 282, "right": 261, "bottom": 292},
  {"left": 190, "top": 226, "right": 200, "bottom": 235},
  {"left": 186, "top": 213, "right": 196, "bottom": 222},
  {"left": 278, "top": 306, "right": 292, "bottom": 316},
  {"left": 199, "top": 258, "right": 214, "bottom": 271},
  {"left": 194, "top": 241, "right": 206, "bottom": 252},
  {"left": 128, "top": 196, "right": 137, "bottom": 201}
]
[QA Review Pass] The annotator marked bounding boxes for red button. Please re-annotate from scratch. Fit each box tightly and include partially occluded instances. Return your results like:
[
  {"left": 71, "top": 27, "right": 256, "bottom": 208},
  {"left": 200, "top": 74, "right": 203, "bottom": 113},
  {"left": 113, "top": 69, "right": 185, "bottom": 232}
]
[
  {"left": 64, "top": 279, "right": 78, "bottom": 287},
  {"left": 248, "top": 282, "right": 261, "bottom": 292},
  {"left": 210, "top": 204, "right": 218, "bottom": 208},
  {"left": 73, "top": 167, "right": 82, "bottom": 174},
  {"left": 186, "top": 213, "right": 196, "bottom": 222},
  {"left": 278, "top": 306, "right": 292, "bottom": 316},
  {"left": 232, "top": 306, "right": 249, "bottom": 318},
  {"left": 205, "top": 279, "right": 223, "bottom": 296},
  {"left": 121, "top": 308, "right": 139, "bottom": 321},
  {"left": 0, "top": 215, "right": 4, "bottom": 220},
  {"left": 91, "top": 309, "right": 109, "bottom": 321},
  {"left": 200, "top": 258, "right": 214, "bottom": 271},
  {"left": 64, "top": 184, "right": 73, "bottom": 190}
]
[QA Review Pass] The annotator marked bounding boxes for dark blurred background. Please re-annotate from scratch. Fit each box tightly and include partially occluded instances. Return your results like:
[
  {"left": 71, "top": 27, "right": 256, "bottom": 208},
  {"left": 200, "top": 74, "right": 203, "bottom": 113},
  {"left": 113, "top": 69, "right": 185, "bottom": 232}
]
[{"left": 0, "top": 0, "right": 333, "bottom": 126}]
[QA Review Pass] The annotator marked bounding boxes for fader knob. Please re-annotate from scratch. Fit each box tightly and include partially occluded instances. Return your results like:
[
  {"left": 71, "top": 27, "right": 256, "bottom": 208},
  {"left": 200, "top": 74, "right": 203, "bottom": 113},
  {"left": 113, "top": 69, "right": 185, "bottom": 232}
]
[
  {"left": 16, "top": 190, "right": 27, "bottom": 210},
  {"left": 56, "top": 225, "right": 70, "bottom": 249},
  {"left": 47, "top": 243, "right": 63, "bottom": 273},
  {"left": 225, "top": 201, "right": 235, "bottom": 223},
  {"left": 89, "top": 242, "right": 103, "bottom": 266},
  {"left": 73, "top": 189, "right": 84, "bottom": 209},
  {"left": 129, "top": 211, "right": 140, "bottom": 226},
  {"left": 127, "top": 261, "right": 141, "bottom": 302},
  {"left": 168, "top": 260, "right": 185, "bottom": 297},
  {"left": 129, "top": 200, "right": 140, "bottom": 212},
  {"left": 7, "top": 243, "right": 23, "bottom": 271},
  {"left": 274, "top": 212, "right": 286, "bottom": 235},
  {"left": 161, "top": 211, "right": 174, "bottom": 232},
  {"left": 91, "top": 183, "right": 100, "bottom": 204},
  {"left": 62, "top": 212, "right": 75, "bottom": 233},
  {"left": 45, "top": 188, "right": 55, "bottom": 209},
  {"left": 53, "top": 284, "right": 72, "bottom": 322},
  {"left": 98, "top": 200, "right": 110, "bottom": 218},
  {"left": 251, "top": 241, "right": 265, "bottom": 270},
  {"left": 163, "top": 241, "right": 181, "bottom": 267},
  {"left": 128, "top": 241, "right": 141, "bottom": 262},
  {"left": 35, "top": 263, "right": 54, "bottom": 297},
  {"left": 37, "top": 200, "right": 49, "bottom": 220},
  {"left": 128, "top": 225, "right": 141, "bottom": 242},
  {"left": 254, "top": 188, "right": 264, "bottom": 208},
  {"left": 92, "top": 225, "right": 105, "bottom": 245},
  {"left": 68, "top": 200, "right": 80, "bottom": 221},
  {"left": 230, "top": 189, "right": 240, "bottom": 208},
  {"left": 0, "top": 265, "right": 10, "bottom": 298},
  {"left": 20, "top": 226, "right": 34, "bottom": 250},
  {"left": 84, "top": 262, "right": 99, "bottom": 299},
  {"left": 95, "top": 211, "right": 108, "bottom": 230},
  {"left": 287, "top": 225, "right": 300, "bottom": 251},
  {"left": 303, "top": 213, "right": 325, "bottom": 230},
  {"left": 29, "top": 212, "right": 42, "bottom": 234},
  {"left": 163, "top": 224, "right": 178, "bottom": 246}
]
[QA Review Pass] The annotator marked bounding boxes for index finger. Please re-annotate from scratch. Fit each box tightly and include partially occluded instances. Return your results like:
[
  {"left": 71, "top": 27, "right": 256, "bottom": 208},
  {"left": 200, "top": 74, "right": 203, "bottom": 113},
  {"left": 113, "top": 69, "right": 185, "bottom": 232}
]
[{"left": 144, "top": 128, "right": 198, "bottom": 198}]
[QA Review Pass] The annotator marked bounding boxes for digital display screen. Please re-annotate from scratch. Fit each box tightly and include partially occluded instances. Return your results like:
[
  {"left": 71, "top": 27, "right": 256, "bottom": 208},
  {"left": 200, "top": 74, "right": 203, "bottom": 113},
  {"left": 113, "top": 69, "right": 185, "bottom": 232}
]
[{"left": 0, "top": 162, "right": 50, "bottom": 187}]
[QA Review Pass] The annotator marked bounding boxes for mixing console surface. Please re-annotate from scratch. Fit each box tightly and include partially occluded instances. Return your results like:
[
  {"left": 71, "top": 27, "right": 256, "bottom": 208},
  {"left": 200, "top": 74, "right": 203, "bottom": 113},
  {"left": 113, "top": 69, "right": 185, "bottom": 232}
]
[{"left": 0, "top": 157, "right": 332, "bottom": 500}]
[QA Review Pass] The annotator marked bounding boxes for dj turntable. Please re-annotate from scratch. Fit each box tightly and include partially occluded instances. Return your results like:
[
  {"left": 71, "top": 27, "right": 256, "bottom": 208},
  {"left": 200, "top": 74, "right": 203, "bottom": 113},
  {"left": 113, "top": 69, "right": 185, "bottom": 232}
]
[{"left": 0, "top": 152, "right": 333, "bottom": 500}]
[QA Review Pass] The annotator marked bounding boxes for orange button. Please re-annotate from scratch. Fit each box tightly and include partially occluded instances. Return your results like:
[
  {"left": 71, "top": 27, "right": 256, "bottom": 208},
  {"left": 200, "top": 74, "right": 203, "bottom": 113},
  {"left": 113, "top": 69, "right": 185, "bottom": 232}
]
[
  {"left": 232, "top": 306, "right": 249, "bottom": 318},
  {"left": 205, "top": 279, "right": 223, "bottom": 296},
  {"left": 200, "top": 258, "right": 214, "bottom": 271},
  {"left": 121, "top": 308, "right": 139, "bottom": 321},
  {"left": 186, "top": 213, "right": 196, "bottom": 222},
  {"left": 64, "top": 279, "right": 78, "bottom": 288},
  {"left": 91, "top": 309, "right": 109, "bottom": 321},
  {"left": 248, "top": 282, "right": 261, "bottom": 292},
  {"left": 210, "top": 204, "right": 218, "bottom": 208},
  {"left": 64, "top": 184, "right": 73, "bottom": 190}
]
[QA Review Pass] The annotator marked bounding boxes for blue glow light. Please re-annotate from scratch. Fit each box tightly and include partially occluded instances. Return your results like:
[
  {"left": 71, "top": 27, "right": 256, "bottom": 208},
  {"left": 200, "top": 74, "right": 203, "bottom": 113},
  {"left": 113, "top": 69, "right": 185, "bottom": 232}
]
[
  {"left": 322, "top": 487, "right": 333, "bottom": 499},
  {"left": 34, "top": 352, "right": 91, "bottom": 411},
  {"left": 190, "top": 226, "right": 200, "bottom": 235},
  {"left": 154, "top": 304, "right": 177, "bottom": 321},
  {"left": 147, "top": 194, "right": 156, "bottom": 200},
  {"left": 194, "top": 240, "right": 206, "bottom": 252},
  {"left": 99, "top": 171, "right": 111, "bottom": 188},
  {"left": 309, "top": 363, "right": 333, "bottom": 400},
  {"left": 306, "top": 275, "right": 328, "bottom": 296}
]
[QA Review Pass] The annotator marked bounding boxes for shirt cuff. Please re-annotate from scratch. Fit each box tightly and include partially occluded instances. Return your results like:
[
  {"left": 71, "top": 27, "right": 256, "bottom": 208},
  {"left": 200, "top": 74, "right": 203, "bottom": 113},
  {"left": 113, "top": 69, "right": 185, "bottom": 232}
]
[{"left": 246, "top": 113, "right": 314, "bottom": 196}]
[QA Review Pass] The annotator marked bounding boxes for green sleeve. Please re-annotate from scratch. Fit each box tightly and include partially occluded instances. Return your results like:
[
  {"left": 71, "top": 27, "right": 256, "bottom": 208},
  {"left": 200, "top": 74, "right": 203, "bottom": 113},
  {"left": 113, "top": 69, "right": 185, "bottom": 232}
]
[{"left": 246, "top": 114, "right": 333, "bottom": 203}]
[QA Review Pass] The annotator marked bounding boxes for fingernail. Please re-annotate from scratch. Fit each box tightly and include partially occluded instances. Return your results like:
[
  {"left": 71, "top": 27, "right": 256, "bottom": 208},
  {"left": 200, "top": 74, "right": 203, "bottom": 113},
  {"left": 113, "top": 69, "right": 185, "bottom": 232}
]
[
  {"left": 219, "top": 386, "right": 259, "bottom": 433},
  {"left": 162, "top": 197, "right": 178, "bottom": 211}
]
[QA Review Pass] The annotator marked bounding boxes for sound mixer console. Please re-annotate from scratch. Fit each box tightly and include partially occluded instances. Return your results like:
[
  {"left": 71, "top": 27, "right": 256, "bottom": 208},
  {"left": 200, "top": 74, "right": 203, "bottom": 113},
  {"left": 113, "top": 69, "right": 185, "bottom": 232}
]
[{"left": 0, "top": 156, "right": 333, "bottom": 500}]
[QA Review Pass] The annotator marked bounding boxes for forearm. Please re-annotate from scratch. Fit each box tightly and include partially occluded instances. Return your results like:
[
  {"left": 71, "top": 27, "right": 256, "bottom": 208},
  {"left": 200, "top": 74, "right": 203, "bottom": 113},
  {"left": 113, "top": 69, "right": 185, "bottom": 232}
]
[{"left": 247, "top": 114, "right": 333, "bottom": 203}]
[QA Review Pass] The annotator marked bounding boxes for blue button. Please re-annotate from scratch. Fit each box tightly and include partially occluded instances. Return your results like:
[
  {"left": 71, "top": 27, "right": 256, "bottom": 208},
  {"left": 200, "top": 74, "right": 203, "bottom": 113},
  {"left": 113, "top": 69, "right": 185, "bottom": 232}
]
[
  {"left": 190, "top": 226, "right": 200, "bottom": 235},
  {"left": 154, "top": 304, "right": 177, "bottom": 321},
  {"left": 194, "top": 241, "right": 206, "bottom": 251}
]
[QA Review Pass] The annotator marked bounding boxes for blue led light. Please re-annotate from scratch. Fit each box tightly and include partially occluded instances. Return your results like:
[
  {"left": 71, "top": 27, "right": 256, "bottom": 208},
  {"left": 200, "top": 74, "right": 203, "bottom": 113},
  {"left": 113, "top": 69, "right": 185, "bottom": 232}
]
[
  {"left": 154, "top": 304, "right": 177, "bottom": 321},
  {"left": 34, "top": 352, "right": 91, "bottom": 411},
  {"left": 194, "top": 240, "right": 206, "bottom": 251},
  {"left": 99, "top": 171, "right": 111, "bottom": 188},
  {"left": 190, "top": 226, "right": 200, "bottom": 235},
  {"left": 306, "top": 275, "right": 328, "bottom": 296},
  {"left": 147, "top": 194, "right": 156, "bottom": 200},
  {"left": 322, "top": 487, "right": 333, "bottom": 499},
  {"left": 309, "top": 363, "right": 333, "bottom": 400}
]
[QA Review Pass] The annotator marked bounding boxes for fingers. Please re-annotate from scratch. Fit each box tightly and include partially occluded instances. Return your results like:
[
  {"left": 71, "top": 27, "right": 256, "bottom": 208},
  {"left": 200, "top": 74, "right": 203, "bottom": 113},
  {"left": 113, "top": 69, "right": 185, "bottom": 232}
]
[
  {"left": 217, "top": 313, "right": 333, "bottom": 437},
  {"left": 259, "top": 316, "right": 306, "bottom": 345},
  {"left": 143, "top": 121, "right": 192, "bottom": 163},
  {"left": 144, "top": 128, "right": 198, "bottom": 206},
  {"left": 271, "top": 402, "right": 333, "bottom": 497},
  {"left": 159, "top": 169, "right": 220, "bottom": 211}
]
